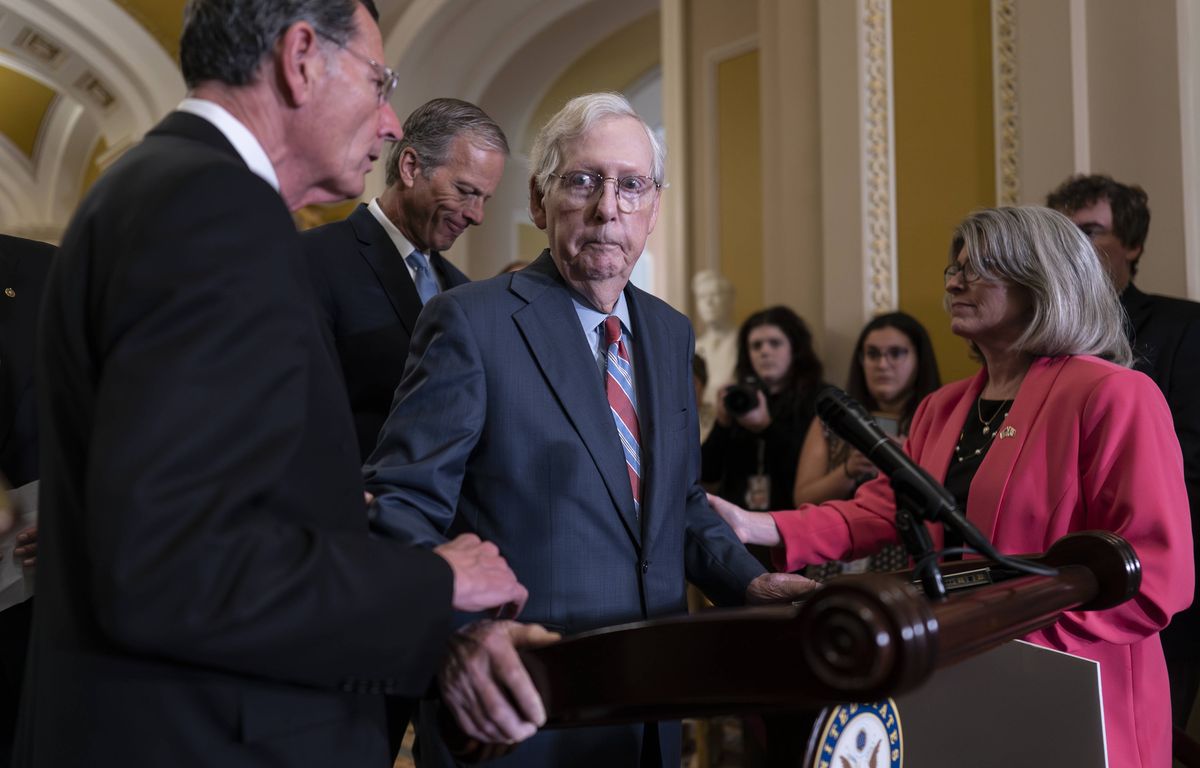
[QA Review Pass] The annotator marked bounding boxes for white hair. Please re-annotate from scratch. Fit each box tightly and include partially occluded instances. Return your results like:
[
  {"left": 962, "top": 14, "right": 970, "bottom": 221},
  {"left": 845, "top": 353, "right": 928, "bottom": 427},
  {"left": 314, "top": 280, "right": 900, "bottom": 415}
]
[{"left": 529, "top": 92, "right": 665, "bottom": 195}]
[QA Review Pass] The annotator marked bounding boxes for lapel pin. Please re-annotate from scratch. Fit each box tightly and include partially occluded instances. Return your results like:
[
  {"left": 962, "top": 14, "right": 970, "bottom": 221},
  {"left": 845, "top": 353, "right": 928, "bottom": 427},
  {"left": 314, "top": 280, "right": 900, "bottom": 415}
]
[
  {"left": 997, "top": 425, "right": 1017, "bottom": 440},
  {"left": 3, "top": 288, "right": 14, "bottom": 298}
]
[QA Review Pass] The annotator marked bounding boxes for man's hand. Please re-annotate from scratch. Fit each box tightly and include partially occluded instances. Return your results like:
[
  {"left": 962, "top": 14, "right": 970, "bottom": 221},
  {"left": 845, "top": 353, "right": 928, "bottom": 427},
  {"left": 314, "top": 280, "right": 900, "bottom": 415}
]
[
  {"left": 434, "top": 534, "right": 528, "bottom": 615},
  {"left": 13, "top": 525, "right": 36, "bottom": 568},
  {"left": 440, "top": 620, "right": 560, "bottom": 744},
  {"left": 745, "top": 572, "right": 820, "bottom": 604}
]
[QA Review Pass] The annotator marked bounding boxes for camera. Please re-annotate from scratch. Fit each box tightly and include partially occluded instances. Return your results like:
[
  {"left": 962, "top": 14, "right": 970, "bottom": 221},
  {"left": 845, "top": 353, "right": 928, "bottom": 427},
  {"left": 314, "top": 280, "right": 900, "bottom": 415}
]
[{"left": 723, "top": 378, "right": 763, "bottom": 416}]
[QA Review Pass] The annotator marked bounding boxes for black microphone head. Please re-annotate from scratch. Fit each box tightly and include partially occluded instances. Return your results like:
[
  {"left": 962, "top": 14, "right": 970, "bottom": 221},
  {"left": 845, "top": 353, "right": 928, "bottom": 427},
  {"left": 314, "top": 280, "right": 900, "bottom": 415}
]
[{"left": 816, "top": 384, "right": 872, "bottom": 423}]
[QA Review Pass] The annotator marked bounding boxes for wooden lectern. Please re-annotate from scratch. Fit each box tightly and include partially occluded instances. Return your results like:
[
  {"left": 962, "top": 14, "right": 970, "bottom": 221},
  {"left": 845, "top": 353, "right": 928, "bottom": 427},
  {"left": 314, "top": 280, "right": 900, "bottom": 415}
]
[{"left": 450, "top": 531, "right": 1138, "bottom": 765}]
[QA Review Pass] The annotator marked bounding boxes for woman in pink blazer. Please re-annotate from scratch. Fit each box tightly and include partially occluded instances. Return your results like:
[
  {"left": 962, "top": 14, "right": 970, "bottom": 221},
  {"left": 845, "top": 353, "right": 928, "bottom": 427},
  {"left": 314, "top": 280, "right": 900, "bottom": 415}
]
[{"left": 712, "top": 206, "right": 1193, "bottom": 768}]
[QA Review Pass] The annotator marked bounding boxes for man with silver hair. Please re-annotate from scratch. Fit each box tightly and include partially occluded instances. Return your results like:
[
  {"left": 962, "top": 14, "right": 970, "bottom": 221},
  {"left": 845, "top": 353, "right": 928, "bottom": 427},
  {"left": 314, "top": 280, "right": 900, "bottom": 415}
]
[
  {"left": 364, "top": 92, "right": 816, "bottom": 767},
  {"left": 17, "top": 1, "right": 531, "bottom": 766},
  {"left": 305, "top": 98, "right": 508, "bottom": 461}
]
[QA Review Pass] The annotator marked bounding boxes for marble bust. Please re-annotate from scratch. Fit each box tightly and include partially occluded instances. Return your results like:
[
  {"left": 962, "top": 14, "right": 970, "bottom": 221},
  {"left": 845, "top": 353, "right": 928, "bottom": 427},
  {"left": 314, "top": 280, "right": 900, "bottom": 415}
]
[{"left": 692, "top": 270, "right": 737, "bottom": 439}]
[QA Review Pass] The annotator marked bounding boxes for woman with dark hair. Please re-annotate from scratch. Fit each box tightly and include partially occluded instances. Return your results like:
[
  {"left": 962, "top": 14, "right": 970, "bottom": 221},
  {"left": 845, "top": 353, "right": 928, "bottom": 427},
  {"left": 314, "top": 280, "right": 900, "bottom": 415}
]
[
  {"left": 793, "top": 312, "right": 941, "bottom": 506},
  {"left": 701, "top": 305, "right": 824, "bottom": 522}
]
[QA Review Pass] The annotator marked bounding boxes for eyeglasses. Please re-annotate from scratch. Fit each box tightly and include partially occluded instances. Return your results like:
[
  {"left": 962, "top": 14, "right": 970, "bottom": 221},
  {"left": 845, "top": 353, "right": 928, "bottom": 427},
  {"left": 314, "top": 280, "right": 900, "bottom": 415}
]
[
  {"left": 548, "top": 171, "right": 661, "bottom": 213},
  {"left": 943, "top": 261, "right": 984, "bottom": 285},
  {"left": 1076, "top": 223, "right": 1112, "bottom": 240},
  {"left": 862, "top": 346, "right": 911, "bottom": 363},
  {"left": 317, "top": 31, "right": 399, "bottom": 106}
]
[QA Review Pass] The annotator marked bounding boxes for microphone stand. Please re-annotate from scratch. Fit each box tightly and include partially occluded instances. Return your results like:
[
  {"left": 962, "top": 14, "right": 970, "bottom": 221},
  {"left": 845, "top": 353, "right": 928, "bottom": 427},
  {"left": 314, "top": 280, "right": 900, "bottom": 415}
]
[{"left": 893, "top": 484, "right": 947, "bottom": 600}]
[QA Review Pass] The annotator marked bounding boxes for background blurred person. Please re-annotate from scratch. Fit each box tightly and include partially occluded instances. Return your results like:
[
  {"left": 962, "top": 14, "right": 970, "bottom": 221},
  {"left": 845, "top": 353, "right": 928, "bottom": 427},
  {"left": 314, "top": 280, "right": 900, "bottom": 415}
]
[
  {"left": 794, "top": 311, "right": 940, "bottom": 579},
  {"left": 793, "top": 311, "right": 940, "bottom": 507},
  {"left": 702, "top": 306, "right": 824, "bottom": 535},
  {"left": 712, "top": 206, "right": 1192, "bottom": 768},
  {"left": 1048, "top": 173, "right": 1200, "bottom": 729}
]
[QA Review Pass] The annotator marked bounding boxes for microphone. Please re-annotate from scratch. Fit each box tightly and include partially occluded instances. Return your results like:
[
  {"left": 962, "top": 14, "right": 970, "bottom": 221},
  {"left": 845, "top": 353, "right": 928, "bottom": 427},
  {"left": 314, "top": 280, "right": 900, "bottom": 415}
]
[
  {"left": 815, "top": 384, "right": 1056, "bottom": 588},
  {"left": 815, "top": 385, "right": 989, "bottom": 553}
]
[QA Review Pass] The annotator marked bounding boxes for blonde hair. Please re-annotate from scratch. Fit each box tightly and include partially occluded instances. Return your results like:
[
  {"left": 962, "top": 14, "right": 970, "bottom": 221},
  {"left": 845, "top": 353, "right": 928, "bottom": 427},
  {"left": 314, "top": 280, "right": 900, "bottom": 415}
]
[{"left": 947, "top": 206, "right": 1131, "bottom": 366}]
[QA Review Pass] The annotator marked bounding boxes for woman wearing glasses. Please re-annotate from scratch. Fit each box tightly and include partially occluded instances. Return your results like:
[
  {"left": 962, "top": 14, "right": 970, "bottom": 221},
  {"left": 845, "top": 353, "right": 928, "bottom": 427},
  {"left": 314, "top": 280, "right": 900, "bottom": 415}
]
[
  {"left": 793, "top": 312, "right": 941, "bottom": 506},
  {"left": 791, "top": 312, "right": 940, "bottom": 579},
  {"left": 711, "top": 206, "right": 1191, "bottom": 768}
]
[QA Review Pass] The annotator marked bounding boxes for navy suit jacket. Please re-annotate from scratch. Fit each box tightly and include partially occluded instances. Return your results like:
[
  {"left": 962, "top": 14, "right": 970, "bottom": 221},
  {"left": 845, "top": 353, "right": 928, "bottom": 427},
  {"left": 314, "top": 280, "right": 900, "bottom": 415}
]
[
  {"left": 17, "top": 112, "right": 454, "bottom": 767},
  {"left": 364, "top": 251, "right": 764, "bottom": 767},
  {"left": 304, "top": 204, "right": 469, "bottom": 460},
  {"left": 0, "top": 235, "right": 53, "bottom": 488}
]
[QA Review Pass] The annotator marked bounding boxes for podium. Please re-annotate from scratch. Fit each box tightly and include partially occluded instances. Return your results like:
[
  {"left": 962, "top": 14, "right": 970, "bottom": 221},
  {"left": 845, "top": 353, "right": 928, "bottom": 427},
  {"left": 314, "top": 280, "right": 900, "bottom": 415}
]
[{"left": 451, "top": 531, "right": 1133, "bottom": 765}]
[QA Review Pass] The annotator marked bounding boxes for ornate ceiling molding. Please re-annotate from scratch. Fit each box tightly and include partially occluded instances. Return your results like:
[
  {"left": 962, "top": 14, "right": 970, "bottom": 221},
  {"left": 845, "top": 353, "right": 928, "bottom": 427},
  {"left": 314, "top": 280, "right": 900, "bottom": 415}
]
[{"left": 0, "top": 0, "right": 184, "bottom": 232}]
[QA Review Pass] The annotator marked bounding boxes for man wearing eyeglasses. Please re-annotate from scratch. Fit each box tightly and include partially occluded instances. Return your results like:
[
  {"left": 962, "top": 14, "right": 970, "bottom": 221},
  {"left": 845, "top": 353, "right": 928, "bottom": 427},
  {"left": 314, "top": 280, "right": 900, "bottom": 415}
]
[
  {"left": 364, "top": 92, "right": 818, "bottom": 767},
  {"left": 1048, "top": 174, "right": 1200, "bottom": 731},
  {"left": 304, "top": 99, "right": 507, "bottom": 463},
  {"left": 16, "top": 2, "right": 538, "bottom": 766}
]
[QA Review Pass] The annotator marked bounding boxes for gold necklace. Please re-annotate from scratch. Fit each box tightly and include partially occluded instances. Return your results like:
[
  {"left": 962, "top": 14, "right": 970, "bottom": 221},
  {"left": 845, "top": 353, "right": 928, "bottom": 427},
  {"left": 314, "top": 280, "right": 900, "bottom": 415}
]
[{"left": 976, "top": 397, "right": 1011, "bottom": 436}]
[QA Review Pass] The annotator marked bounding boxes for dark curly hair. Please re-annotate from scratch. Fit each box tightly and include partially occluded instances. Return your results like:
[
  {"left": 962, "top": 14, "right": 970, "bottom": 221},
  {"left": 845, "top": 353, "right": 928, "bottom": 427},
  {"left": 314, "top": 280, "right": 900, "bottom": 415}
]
[
  {"left": 735, "top": 306, "right": 823, "bottom": 419},
  {"left": 1046, "top": 174, "right": 1150, "bottom": 278}
]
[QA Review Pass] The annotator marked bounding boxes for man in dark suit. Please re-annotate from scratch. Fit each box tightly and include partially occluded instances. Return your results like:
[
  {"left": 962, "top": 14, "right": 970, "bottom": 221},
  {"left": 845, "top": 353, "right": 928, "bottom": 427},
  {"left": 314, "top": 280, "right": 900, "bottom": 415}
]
[
  {"left": 1049, "top": 174, "right": 1200, "bottom": 729},
  {"left": 304, "top": 98, "right": 507, "bottom": 460},
  {"left": 16, "top": 2, "right": 542, "bottom": 766},
  {"left": 0, "top": 234, "right": 51, "bottom": 767},
  {"left": 364, "top": 93, "right": 817, "bottom": 767}
]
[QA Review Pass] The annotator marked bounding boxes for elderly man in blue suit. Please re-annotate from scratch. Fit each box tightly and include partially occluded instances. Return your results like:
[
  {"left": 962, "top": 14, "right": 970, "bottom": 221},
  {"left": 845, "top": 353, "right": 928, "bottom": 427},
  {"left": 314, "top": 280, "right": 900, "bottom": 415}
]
[{"left": 364, "top": 92, "right": 816, "bottom": 767}]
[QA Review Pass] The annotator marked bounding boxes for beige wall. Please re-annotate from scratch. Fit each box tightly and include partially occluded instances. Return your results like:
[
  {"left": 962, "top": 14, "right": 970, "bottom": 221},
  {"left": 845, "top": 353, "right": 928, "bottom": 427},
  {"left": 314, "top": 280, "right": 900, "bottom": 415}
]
[
  {"left": 716, "top": 50, "right": 763, "bottom": 324},
  {"left": 685, "top": 0, "right": 760, "bottom": 304},
  {"left": 1013, "top": 0, "right": 1191, "bottom": 300},
  {"left": 759, "top": 0, "right": 823, "bottom": 349}
]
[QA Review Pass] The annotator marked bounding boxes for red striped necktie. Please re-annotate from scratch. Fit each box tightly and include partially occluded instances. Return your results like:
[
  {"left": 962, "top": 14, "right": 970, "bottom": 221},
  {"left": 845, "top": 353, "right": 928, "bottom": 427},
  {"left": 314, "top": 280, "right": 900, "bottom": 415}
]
[{"left": 604, "top": 315, "right": 642, "bottom": 511}]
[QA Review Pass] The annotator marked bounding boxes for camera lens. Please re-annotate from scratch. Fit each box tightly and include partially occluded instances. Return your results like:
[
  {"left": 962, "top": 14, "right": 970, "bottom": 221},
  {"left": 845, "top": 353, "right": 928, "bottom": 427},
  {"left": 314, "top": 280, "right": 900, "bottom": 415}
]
[{"left": 723, "top": 383, "right": 759, "bottom": 415}]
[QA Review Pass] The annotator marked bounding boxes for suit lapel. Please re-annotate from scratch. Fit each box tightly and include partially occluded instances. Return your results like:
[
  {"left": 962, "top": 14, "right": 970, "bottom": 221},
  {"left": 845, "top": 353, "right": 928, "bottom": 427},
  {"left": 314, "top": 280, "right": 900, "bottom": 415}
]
[
  {"left": 511, "top": 252, "right": 642, "bottom": 546},
  {"left": 349, "top": 205, "right": 422, "bottom": 334},
  {"left": 963, "top": 357, "right": 1068, "bottom": 542},
  {"left": 430, "top": 252, "right": 468, "bottom": 289}
]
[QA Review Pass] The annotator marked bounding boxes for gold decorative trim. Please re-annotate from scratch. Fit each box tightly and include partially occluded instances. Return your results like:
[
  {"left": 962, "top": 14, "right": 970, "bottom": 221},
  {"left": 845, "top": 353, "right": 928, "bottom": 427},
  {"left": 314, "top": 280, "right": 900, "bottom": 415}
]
[
  {"left": 861, "top": 0, "right": 896, "bottom": 314},
  {"left": 994, "top": 0, "right": 1019, "bottom": 205}
]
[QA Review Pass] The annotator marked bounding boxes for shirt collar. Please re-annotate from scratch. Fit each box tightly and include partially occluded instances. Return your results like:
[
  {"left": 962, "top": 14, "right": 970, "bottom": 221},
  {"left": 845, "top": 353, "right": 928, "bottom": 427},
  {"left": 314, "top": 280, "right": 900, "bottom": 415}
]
[
  {"left": 572, "top": 289, "right": 633, "bottom": 340},
  {"left": 177, "top": 98, "right": 279, "bottom": 192},
  {"left": 366, "top": 198, "right": 425, "bottom": 263}
]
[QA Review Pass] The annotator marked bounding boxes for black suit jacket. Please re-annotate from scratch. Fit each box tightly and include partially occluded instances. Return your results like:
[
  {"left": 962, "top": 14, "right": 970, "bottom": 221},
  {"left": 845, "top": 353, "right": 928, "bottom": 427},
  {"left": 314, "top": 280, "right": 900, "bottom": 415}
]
[
  {"left": 16, "top": 112, "right": 454, "bottom": 767},
  {"left": 0, "top": 235, "right": 53, "bottom": 488},
  {"left": 304, "top": 204, "right": 469, "bottom": 459},
  {"left": 1122, "top": 283, "right": 1200, "bottom": 660}
]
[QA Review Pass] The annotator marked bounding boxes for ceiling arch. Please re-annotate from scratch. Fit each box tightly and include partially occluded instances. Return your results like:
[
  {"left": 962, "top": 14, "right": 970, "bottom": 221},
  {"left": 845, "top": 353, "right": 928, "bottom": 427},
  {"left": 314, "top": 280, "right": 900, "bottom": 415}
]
[
  {"left": 0, "top": 0, "right": 184, "bottom": 235},
  {"left": 0, "top": 0, "right": 660, "bottom": 240}
]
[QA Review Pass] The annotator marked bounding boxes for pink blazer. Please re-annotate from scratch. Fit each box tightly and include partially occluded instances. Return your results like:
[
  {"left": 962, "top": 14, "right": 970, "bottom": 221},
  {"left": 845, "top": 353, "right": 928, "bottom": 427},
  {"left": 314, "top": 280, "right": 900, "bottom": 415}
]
[{"left": 770, "top": 355, "right": 1193, "bottom": 768}]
